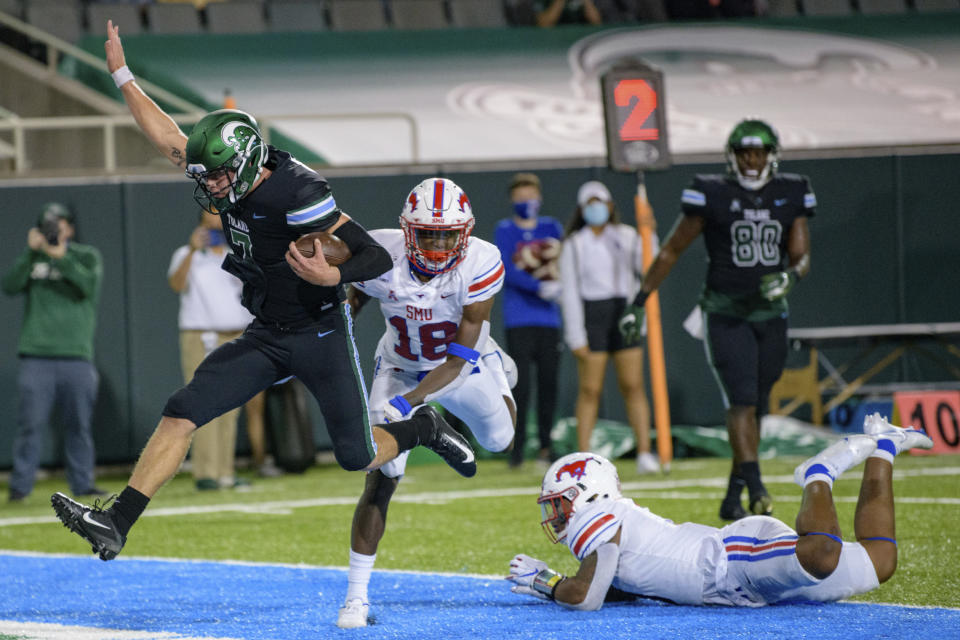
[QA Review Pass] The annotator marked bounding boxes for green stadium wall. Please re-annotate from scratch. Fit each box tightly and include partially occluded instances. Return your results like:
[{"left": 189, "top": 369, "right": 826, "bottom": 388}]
[{"left": 1, "top": 153, "right": 957, "bottom": 468}]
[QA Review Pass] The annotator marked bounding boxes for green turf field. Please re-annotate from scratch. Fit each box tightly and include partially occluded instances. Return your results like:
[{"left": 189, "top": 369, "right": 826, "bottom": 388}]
[{"left": 2, "top": 452, "right": 958, "bottom": 609}]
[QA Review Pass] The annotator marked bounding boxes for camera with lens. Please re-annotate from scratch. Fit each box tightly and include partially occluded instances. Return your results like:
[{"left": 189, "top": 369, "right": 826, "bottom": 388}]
[{"left": 38, "top": 212, "right": 61, "bottom": 246}]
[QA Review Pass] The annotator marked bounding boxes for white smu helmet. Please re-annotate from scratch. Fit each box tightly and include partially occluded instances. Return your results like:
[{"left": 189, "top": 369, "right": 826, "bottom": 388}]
[
  {"left": 399, "top": 177, "right": 475, "bottom": 276},
  {"left": 538, "top": 452, "right": 622, "bottom": 544}
]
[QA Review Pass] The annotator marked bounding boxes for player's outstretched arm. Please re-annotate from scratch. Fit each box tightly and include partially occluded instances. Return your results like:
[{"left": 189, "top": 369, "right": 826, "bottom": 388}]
[
  {"left": 506, "top": 538, "right": 621, "bottom": 611},
  {"left": 398, "top": 297, "right": 493, "bottom": 409},
  {"left": 105, "top": 20, "right": 188, "bottom": 168}
]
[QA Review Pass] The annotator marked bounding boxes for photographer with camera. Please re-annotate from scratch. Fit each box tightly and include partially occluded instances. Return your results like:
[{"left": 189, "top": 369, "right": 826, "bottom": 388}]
[{"left": 2, "top": 203, "right": 104, "bottom": 503}]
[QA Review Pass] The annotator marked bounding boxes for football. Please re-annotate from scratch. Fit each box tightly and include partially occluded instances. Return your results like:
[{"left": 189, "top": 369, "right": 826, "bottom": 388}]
[
  {"left": 294, "top": 231, "right": 352, "bottom": 266},
  {"left": 512, "top": 237, "right": 561, "bottom": 281}
]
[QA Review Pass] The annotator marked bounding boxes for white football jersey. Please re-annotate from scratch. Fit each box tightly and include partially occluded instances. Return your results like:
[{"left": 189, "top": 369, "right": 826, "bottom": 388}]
[
  {"left": 353, "top": 229, "right": 505, "bottom": 372},
  {"left": 566, "top": 497, "right": 723, "bottom": 606}
]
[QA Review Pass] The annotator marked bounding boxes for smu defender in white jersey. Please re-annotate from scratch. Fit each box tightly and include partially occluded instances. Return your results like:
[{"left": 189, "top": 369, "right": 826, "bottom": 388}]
[
  {"left": 338, "top": 178, "right": 518, "bottom": 629},
  {"left": 508, "top": 414, "right": 933, "bottom": 610},
  {"left": 357, "top": 228, "right": 507, "bottom": 373}
]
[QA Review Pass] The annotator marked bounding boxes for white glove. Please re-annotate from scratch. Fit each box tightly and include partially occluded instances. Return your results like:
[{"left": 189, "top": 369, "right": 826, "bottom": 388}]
[
  {"left": 508, "top": 553, "right": 548, "bottom": 588},
  {"left": 537, "top": 280, "right": 563, "bottom": 302},
  {"left": 510, "top": 583, "right": 549, "bottom": 600},
  {"left": 384, "top": 394, "right": 413, "bottom": 423},
  {"left": 507, "top": 553, "right": 552, "bottom": 600}
]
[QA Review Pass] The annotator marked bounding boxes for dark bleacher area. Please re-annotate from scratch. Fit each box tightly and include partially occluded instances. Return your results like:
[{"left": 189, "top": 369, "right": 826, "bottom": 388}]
[{"left": 1, "top": 1, "right": 957, "bottom": 45}]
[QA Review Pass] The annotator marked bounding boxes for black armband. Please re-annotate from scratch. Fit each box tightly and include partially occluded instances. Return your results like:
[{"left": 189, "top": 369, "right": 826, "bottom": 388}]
[
  {"left": 333, "top": 219, "right": 393, "bottom": 284},
  {"left": 631, "top": 290, "right": 650, "bottom": 307}
]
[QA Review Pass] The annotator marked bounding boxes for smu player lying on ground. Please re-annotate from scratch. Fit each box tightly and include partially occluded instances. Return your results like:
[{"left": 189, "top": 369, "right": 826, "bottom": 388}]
[
  {"left": 507, "top": 413, "right": 933, "bottom": 609},
  {"left": 338, "top": 178, "right": 518, "bottom": 628}
]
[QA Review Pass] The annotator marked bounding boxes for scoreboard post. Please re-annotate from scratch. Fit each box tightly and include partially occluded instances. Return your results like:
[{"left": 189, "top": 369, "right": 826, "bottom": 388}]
[{"left": 600, "top": 60, "right": 673, "bottom": 471}]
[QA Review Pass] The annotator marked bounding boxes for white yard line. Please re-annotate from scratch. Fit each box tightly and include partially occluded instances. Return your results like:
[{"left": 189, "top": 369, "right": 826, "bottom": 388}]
[
  {"left": 2, "top": 467, "right": 957, "bottom": 528},
  {"left": 0, "top": 620, "right": 241, "bottom": 640}
]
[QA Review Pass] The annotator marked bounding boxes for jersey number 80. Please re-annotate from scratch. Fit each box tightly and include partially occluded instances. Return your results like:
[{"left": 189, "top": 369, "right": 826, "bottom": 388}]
[{"left": 730, "top": 220, "right": 783, "bottom": 268}]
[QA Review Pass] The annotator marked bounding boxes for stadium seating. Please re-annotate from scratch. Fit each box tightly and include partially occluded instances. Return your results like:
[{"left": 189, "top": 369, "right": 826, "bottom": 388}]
[
  {"left": 764, "top": 0, "right": 798, "bottom": 17},
  {"left": 914, "top": 0, "right": 960, "bottom": 11},
  {"left": 87, "top": 3, "right": 145, "bottom": 36},
  {"left": 858, "top": 0, "right": 908, "bottom": 14},
  {"left": 801, "top": 0, "right": 853, "bottom": 15},
  {"left": 448, "top": 0, "right": 507, "bottom": 27},
  {"left": 24, "top": 0, "right": 83, "bottom": 43},
  {"left": 328, "top": 0, "right": 388, "bottom": 30},
  {"left": 207, "top": 0, "right": 267, "bottom": 34},
  {"left": 10, "top": 0, "right": 953, "bottom": 41},
  {"left": 268, "top": 0, "right": 328, "bottom": 32},
  {"left": 390, "top": 0, "right": 448, "bottom": 29},
  {"left": 0, "top": 0, "right": 22, "bottom": 19},
  {"left": 145, "top": 2, "right": 203, "bottom": 34}
]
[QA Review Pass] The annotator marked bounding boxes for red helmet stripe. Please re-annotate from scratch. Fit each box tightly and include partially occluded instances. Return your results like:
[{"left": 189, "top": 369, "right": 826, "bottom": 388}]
[{"left": 433, "top": 179, "right": 445, "bottom": 213}]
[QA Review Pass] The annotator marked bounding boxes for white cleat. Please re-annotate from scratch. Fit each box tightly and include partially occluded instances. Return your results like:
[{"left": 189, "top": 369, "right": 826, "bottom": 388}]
[
  {"left": 336, "top": 598, "right": 369, "bottom": 629},
  {"left": 794, "top": 435, "right": 877, "bottom": 487},
  {"left": 862, "top": 412, "right": 934, "bottom": 454},
  {"left": 636, "top": 452, "right": 660, "bottom": 475}
]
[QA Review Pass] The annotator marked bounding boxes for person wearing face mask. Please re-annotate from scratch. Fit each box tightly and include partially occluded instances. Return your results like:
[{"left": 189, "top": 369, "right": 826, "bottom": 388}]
[
  {"left": 618, "top": 119, "right": 814, "bottom": 521},
  {"left": 559, "top": 181, "right": 659, "bottom": 475},
  {"left": 494, "top": 173, "right": 564, "bottom": 467}
]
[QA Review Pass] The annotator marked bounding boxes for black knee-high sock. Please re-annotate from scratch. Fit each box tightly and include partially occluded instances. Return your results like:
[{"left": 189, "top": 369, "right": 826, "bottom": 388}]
[
  {"left": 379, "top": 412, "right": 436, "bottom": 453},
  {"left": 723, "top": 470, "right": 746, "bottom": 504},
  {"left": 109, "top": 486, "right": 150, "bottom": 537},
  {"left": 739, "top": 461, "right": 767, "bottom": 498}
]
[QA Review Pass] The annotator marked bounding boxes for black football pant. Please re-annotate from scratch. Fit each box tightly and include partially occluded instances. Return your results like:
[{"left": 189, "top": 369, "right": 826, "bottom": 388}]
[
  {"left": 703, "top": 312, "right": 788, "bottom": 415},
  {"left": 163, "top": 305, "right": 375, "bottom": 471},
  {"left": 506, "top": 326, "right": 561, "bottom": 464}
]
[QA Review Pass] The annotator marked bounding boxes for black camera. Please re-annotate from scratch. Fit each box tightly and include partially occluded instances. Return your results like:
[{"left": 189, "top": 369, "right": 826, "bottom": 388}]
[{"left": 38, "top": 212, "right": 61, "bottom": 245}]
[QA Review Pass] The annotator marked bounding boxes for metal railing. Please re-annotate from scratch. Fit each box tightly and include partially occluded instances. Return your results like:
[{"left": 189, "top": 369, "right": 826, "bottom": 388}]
[{"left": 0, "top": 11, "right": 421, "bottom": 173}]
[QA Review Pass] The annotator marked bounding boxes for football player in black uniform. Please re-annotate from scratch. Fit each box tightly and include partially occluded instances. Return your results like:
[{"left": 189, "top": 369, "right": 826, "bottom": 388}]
[
  {"left": 50, "top": 20, "right": 476, "bottom": 562},
  {"left": 620, "top": 118, "right": 814, "bottom": 521}
]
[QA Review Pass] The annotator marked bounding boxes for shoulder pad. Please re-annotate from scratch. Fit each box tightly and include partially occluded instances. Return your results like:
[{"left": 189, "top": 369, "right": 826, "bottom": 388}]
[
  {"left": 465, "top": 238, "right": 504, "bottom": 301},
  {"left": 567, "top": 499, "right": 622, "bottom": 561}
]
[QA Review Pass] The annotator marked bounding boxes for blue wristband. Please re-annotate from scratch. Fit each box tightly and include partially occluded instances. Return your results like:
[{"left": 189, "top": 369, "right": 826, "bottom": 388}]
[
  {"left": 446, "top": 342, "right": 480, "bottom": 365},
  {"left": 389, "top": 395, "right": 413, "bottom": 416}
]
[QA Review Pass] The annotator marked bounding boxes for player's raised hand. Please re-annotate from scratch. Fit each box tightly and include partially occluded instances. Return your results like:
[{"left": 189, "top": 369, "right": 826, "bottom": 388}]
[
  {"left": 104, "top": 20, "right": 127, "bottom": 73},
  {"left": 286, "top": 239, "right": 341, "bottom": 286}
]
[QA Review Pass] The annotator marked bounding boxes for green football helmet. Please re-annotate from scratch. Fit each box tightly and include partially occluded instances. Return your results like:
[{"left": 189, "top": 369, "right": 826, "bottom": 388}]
[
  {"left": 185, "top": 109, "right": 267, "bottom": 213},
  {"left": 725, "top": 118, "right": 780, "bottom": 190}
]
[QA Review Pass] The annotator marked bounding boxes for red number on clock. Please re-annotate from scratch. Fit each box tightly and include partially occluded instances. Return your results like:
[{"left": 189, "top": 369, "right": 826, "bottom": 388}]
[{"left": 615, "top": 79, "right": 659, "bottom": 142}]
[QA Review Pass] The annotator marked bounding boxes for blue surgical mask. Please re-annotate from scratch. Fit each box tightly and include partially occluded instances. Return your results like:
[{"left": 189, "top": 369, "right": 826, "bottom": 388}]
[
  {"left": 583, "top": 202, "right": 609, "bottom": 227},
  {"left": 513, "top": 199, "right": 541, "bottom": 220}
]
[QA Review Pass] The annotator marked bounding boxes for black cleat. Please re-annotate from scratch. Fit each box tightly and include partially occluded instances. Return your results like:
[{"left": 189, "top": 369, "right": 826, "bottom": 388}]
[
  {"left": 416, "top": 405, "right": 476, "bottom": 478},
  {"left": 719, "top": 499, "right": 747, "bottom": 521},
  {"left": 50, "top": 492, "right": 126, "bottom": 561},
  {"left": 749, "top": 493, "right": 774, "bottom": 516}
]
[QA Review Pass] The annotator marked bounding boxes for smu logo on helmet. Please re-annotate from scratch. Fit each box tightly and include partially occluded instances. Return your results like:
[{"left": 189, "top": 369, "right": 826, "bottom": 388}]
[
  {"left": 407, "top": 192, "right": 419, "bottom": 212},
  {"left": 458, "top": 192, "right": 471, "bottom": 214},
  {"left": 221, "top": 121, "right": 255, "bottom": 153},
  {"left": 555, "top": 457, "right": 596, "bottom": 482}
]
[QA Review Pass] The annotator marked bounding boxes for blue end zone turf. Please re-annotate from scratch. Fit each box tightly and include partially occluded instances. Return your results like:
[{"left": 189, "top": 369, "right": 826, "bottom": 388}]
[{"left": 1, "top": 552, "right": 956, "bottom": 639}]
